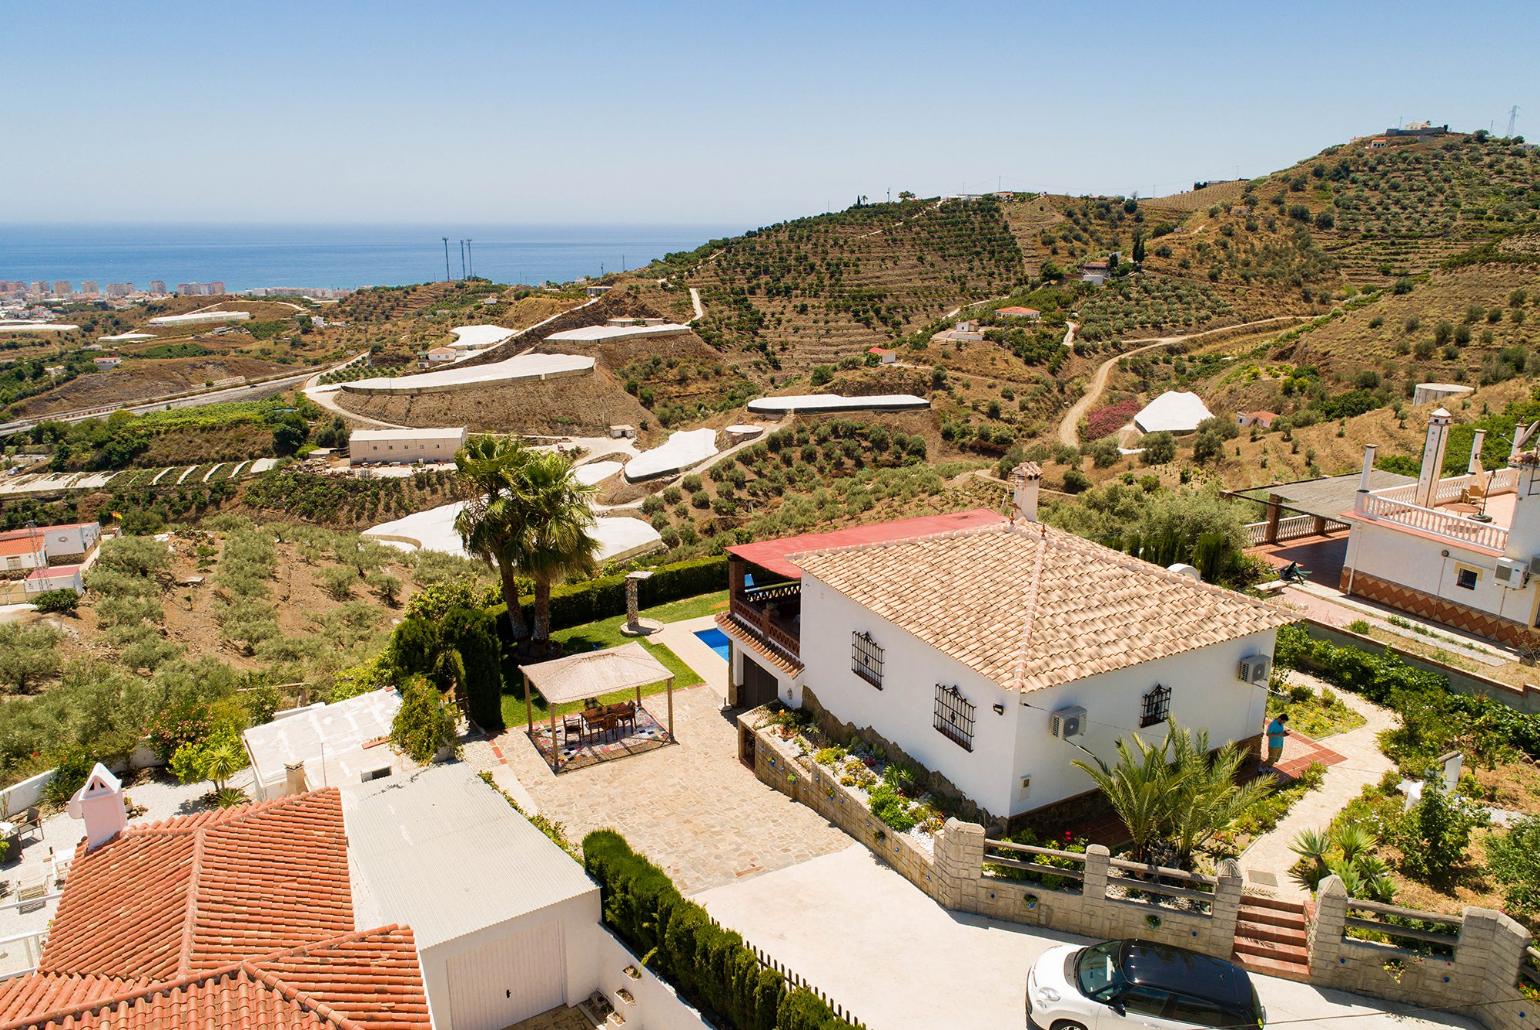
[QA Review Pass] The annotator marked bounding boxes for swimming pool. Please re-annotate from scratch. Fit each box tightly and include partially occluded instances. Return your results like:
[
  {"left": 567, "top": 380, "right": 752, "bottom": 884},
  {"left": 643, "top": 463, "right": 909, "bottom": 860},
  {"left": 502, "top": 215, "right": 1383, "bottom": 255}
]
[{"left": 694, "top": 626, "right": 731, "bottom": 662}]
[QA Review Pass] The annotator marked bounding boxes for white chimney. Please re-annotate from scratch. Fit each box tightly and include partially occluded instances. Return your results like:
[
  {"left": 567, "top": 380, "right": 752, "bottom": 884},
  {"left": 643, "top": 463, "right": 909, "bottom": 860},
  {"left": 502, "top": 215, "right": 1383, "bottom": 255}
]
[
  {"left": 1009, "top": 461, "right": 1043, "bottom": 523},
  {"left": 283, "top": 761, "right": 308, "bottom": 797},
  {"left": 1468, "top": 429, "right": 1486, "bottom": 475},
  {"left": 67, "top": 762, "right": 127, "bottom": 851},
  {"left": 1354, "top": 445, "right": 1376, "bottom": 513},
  {"left": 1505, "top": 453, "right": 1540, "bottom": 561},
  {"left": 1414, "top": 408, "right": 1452, "bottom": 508}
]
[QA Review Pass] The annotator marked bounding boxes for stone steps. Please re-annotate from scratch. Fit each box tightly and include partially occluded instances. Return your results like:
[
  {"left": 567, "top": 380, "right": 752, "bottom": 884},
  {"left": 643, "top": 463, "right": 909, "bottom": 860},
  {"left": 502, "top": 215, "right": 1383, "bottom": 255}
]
[{"left": 1234, "top": 896, "right": 1311, "bottom": 982}]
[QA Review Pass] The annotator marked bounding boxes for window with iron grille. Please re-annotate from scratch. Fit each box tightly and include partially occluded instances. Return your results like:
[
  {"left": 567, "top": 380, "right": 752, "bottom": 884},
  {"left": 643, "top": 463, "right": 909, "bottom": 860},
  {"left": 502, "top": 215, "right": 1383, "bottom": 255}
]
[
  {"left": 851, "top": 631, "right": 883, "bottom": 688},
  {"left": 1140, "top": 683, "right": 1171, "bottom": 728},
  {"left": 933, "top": 683, "right": 975, "bottom": 751}
]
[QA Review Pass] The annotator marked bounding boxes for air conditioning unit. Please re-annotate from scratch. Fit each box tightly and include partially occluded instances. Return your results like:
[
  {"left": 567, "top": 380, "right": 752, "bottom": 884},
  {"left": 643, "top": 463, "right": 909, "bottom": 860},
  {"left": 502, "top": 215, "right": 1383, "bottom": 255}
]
[
  {"left": 1049, "top": 706, "right": 1086, "bottom": 740},
  {"left": 1528, "top": 556, "right": 1540, "bottom": 578},
  {"left": 1238, "top": 655, "right": 1271, "bottom": 685},
  {"left": 1497, "top": 557, "right": 1530, "bottom": 589}
]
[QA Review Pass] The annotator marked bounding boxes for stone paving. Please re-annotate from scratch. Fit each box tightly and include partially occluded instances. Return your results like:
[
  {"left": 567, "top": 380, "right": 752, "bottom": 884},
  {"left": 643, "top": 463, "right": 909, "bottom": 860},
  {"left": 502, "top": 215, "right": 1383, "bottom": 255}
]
[
  {"left": 490, "top": 682, "right": 850, "bottom": 896},
  {"left": 1239, "top": 678, "right": 1396, "bottom": 896}
]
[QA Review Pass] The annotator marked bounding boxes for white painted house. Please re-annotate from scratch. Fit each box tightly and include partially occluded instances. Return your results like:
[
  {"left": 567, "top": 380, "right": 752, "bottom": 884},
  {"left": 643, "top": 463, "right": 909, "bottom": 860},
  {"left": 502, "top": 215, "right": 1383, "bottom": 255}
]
[
  {"left": 349, "top": 426, "right": 467, "bottom": 465},
  {"left": 0, "top": 520, "right": 103, "bottom": 561},
  {"left": 717, "top": 466, "right": 1291, "bottom": 823},
  {"left": 1341, "top": 409, "right": 1540, "bottom": 645}
]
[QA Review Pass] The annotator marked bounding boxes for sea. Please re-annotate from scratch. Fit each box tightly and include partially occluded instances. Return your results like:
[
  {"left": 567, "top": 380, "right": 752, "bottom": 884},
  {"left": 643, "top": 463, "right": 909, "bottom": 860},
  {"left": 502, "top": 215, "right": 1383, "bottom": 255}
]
[{"left": 0, "top": 223, "right": 740, "bottom": 293}]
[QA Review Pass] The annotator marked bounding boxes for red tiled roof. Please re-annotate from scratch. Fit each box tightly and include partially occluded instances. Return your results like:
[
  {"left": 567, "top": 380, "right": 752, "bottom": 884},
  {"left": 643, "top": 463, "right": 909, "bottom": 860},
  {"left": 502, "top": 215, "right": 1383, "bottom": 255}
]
[
  {"left": 0, "top": 536, "right": 45, "bottom": 559},
  {"left": 715, "top": 613, "right": 803, "bottom": 676},
  {"left": 41, "top": 790, "right": 355, "bottom": 982},
  {"left": 26, "top": 564, "right": 81, "bottom": 581},
  {"left": 727, "top": 508, "right": 1006, "bottom": 580},
  {"left": 0, "top": 927, "right": 429, "bottom": 1030},
  {"left": 0, "top": 791, "right": 430, "bottom": 1029}
]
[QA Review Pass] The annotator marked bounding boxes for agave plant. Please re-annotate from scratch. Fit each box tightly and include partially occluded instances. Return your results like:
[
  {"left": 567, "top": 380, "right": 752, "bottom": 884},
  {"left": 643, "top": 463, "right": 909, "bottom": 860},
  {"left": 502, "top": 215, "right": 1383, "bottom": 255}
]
[{"left": 1333, "top": 824, "right": 1377, "bottom": 864}]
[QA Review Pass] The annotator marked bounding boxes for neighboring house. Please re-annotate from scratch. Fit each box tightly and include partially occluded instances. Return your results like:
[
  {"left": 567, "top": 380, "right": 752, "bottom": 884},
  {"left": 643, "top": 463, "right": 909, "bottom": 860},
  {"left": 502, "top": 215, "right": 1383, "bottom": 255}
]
[
  {"left": 1341, "top": 409, "right": 1540, "bottom": 645},
  {"left": 717, "top": 466, "right": 1290, "bottom": 824},
  {"left": 424, "top": 345, "right": 459, "bottom": 364},
  {"left": 349, "top": 426, "right": 467, "bottom": 465},
  {"left": 0, "top": 520, "right": 103, "bottom": 563},
  {"left": 867, "top": 346, "right": 897, "bottom": 364},
  {"left": 1236, "top": 411, "right": 1279, "bottom": 430},
  {"left": 585, "top": 284, "right": 612, "bottom": 298},
  {"left": 0, "top": 771, "right": 432, "bottom": 1029},
  {"left": 996, "top": 306, "right": 1041, "bottom": 321},
  {"left": 242, "top": 688, "right": 403, "bottom": 799},
  {"left": 26, "top": 563, "right": 84, "bottom": 596},
  {"left": 1134, "top": 391, "right": 1214, "bottom": 434},
  {"left": 2, "top": 761, "right": 699, "bottom": 1030},
  {"left": 92, "top": 354, "right": 121, "bottom": 370},
  {"left": 1080, "top": 260, "right": 1110, "bottom": 285},
  {"left": 932, "top": 320, "right": 984, "bottom": 344},
  {"left": 0, "top": 534, "right": 47, "bottom": 573}
]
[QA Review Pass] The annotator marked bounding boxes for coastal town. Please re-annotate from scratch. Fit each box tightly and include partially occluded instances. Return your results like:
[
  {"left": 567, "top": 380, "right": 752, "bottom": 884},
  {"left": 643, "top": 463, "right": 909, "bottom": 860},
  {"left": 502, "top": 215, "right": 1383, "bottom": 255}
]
[{"left": 5, "top": 4, "right": 1540, "bottom": 1027}]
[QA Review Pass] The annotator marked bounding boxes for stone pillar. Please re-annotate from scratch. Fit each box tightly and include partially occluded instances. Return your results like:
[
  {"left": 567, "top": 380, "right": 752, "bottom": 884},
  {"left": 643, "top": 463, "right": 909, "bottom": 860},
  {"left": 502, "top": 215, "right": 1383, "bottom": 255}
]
[
  {"left": 1308, "top": 875, "right": 1348, "bottom": 978},
  {"left": 933, "top": 819, "right": 986, "bottom": 912},
  {"left": 1264, "top": 494, "right": 1283, "bottom": 543},
  {"left": 1082, "top": 844, "right": 1111, "bottom": 902},
  {"left": 620, "top": 570, "right": 660, "bottom": 636},
  {"left": 1206, "top": 860, "right": 1245, "bottom": 959},
  {"left": 1450, "top": 906, "right": 1530, "bottom": 1011}
]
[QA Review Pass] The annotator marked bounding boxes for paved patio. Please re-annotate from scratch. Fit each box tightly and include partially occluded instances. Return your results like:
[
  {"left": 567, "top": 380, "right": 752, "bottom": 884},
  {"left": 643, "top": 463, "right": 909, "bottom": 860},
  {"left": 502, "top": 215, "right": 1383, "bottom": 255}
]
[{"left": 698, "top": 844, "right": 1479, "bottom": 1030}]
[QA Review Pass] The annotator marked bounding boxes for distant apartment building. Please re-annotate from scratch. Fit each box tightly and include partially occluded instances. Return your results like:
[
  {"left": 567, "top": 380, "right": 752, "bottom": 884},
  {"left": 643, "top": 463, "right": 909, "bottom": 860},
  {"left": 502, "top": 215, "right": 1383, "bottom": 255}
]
[
  {"left": 28, "top": 281, "right": 47, "bottom": 297},
  {"left": 147, "top": 279, "right": 167, "bottom": 294},
  {"left": 52, "top": 280, "right": 71, "bottom": 297},
  {"left": 78, "top": 279, "right": 99, "bottom": 296},
  {"left": 0, "top": 281, "right": 23, "bottom": 298},
  {"left": 176, "top": 280, "right": 226, "bottom": 296},
  {"left": 105, "top": 282, "right": 134, "bottom": 297}
]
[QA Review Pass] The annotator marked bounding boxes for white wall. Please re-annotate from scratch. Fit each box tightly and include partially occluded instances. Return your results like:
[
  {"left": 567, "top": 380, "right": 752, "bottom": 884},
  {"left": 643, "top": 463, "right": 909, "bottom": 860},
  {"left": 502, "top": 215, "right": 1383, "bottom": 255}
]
[
  {"left": 797, "top": 573, "right": 1021, "bottom": 817},
  {"left": 1008, "top": 630, "right": 1275, "bottom": 813},
  {"left": 420, "top": 890, "right": 600, "bottom": 1030},
  {"left": 349, "top": 433, "right": 465, "bottom": 465},
  {"left": 1347, "top": 522, "right": 1539, "bottom": 625},
  {"left": 798, "top": 572, "right": 1275, "bottom": 819}
]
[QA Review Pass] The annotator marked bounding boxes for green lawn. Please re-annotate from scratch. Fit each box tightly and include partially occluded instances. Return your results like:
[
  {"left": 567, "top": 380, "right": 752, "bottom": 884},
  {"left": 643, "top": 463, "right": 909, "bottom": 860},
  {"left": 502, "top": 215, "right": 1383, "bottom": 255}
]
[{"left": 500, "top": 589, "right": 729, "bottom": 726}]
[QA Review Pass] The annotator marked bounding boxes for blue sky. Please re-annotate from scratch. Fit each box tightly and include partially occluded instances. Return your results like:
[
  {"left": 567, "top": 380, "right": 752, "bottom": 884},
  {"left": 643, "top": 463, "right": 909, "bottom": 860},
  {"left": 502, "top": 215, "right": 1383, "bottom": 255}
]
[{"left": 6, "top": 0, "right": 1535, "bottom": 231}]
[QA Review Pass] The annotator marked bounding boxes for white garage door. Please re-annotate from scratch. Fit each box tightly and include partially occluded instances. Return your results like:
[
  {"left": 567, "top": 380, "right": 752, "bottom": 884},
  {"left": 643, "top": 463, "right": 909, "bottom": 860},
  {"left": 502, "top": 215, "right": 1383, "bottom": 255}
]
[{"left": 445, "top": 922, "right": 566, "bottom": 1030}]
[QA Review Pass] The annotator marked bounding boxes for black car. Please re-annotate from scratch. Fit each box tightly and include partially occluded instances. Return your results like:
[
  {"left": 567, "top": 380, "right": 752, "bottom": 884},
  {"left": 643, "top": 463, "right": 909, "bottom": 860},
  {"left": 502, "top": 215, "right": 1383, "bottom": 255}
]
[{"left": 1026, "top": 938, "right": 1266, "bottom": 1029}]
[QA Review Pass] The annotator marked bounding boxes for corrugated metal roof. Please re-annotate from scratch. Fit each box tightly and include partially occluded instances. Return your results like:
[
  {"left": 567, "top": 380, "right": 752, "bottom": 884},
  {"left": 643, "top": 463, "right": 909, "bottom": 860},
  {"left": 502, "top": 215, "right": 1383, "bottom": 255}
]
[
  {"left": 349, "top": 427, "right": 467, "bottom": 442},
  {"left": 343, "top": 764, "right": 596, "bottom": 949}
]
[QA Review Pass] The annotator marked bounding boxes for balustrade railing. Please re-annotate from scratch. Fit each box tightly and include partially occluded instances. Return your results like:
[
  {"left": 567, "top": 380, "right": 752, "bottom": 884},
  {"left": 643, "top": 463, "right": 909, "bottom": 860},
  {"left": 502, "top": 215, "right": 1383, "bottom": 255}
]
[
  {"left": 1360, "top": 492, "right": 1509, "bottom": 549},
  {"left": 728, "top": 589, "right": 801, "bottom": 661}
]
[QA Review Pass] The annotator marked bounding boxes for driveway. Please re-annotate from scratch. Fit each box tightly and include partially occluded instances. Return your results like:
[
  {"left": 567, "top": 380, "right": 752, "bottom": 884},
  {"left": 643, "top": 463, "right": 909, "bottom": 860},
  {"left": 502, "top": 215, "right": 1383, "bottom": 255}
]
[
  {"left": 491, "top": 680, "right": 851, "bottom": 895},
  {"left": 696, "top": 845, "right": 1479, "bottom": 1030}
]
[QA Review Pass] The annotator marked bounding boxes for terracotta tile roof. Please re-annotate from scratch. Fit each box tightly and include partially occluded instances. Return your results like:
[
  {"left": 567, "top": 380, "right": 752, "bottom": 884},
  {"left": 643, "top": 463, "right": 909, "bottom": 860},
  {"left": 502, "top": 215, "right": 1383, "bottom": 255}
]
[
  {"left": 715, "top": 613, "right": 803, "bottom": 676},
  {"left": 793, "top": 522, "right": 1292, "bottom": 692},
  {"left": 41, "top": 789, "right": 355, "bottom": 983},
  {"left": 0, "top": 536, "right": 45, "bottom": 558},
  {"left": 0, "top": 927, "right": 429, "bottom": 1030}
]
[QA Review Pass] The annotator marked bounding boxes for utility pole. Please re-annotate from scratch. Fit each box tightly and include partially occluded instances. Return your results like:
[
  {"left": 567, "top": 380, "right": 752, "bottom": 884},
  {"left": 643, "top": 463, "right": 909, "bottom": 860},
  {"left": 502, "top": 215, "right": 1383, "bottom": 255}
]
[
  {"left": 466, "top": 239, "right": 474, "bottom": 279},
  {"left": 1508, "top": 105, "right": 1520, "bottom": 138},
  {"left": 459, "top": 240, "right": 467, "bottom": 279},
  {"left": 442, "top": 237, "right": 451, "bottom": 281}
]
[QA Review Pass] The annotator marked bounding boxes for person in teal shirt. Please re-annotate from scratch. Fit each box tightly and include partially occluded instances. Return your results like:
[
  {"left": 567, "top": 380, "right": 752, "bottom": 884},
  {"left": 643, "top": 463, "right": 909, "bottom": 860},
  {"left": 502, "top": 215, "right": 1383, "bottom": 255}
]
[{"left": 1265, "top": 713, "right": 1289, "bottom": 768}]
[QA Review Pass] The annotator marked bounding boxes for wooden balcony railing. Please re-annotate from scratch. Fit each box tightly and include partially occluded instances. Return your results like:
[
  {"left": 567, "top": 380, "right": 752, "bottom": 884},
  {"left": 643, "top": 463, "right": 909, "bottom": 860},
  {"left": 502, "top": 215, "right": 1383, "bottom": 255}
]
[{"left": 728, "top": 588, "right": 801, "bottom": 662}]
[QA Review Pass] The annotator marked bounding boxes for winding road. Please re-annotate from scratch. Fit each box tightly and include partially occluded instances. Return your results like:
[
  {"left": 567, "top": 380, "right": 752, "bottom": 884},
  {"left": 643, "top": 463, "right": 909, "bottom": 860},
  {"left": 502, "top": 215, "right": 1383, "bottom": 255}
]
[{"left": 1055, "top": 315, "right": 1306, "bottom": 447}]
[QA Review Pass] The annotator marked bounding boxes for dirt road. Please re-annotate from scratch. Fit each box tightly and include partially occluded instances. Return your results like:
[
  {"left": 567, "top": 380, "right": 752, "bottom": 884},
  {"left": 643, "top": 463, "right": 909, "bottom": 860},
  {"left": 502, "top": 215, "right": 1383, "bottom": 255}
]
[{"left": 1055, "top": 315, "right": 1304, "bottom": 447}]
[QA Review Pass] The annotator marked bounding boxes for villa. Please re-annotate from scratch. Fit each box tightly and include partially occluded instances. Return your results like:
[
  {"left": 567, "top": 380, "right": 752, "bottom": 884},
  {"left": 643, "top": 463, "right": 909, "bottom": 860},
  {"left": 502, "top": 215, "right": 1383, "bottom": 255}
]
[
  {"left": 716, "top": 464, "right": 1292, "bottom": 824},
  {"left": 1338, "top": 409, "right": 1540, "bottom": 645}
]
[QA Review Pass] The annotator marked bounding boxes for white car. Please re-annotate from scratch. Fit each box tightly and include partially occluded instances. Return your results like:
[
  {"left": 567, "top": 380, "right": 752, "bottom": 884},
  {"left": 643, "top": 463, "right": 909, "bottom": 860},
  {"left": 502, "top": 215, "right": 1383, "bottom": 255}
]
[{"left": 1027, "top": 939, "right": 1265, "bottom": 1030}]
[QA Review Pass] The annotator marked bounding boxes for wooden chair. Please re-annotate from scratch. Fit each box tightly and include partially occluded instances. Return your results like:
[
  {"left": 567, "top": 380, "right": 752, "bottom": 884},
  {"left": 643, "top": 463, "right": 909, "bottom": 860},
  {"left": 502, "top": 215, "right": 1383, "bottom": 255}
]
[
  {"left": 14, "top": 807, "right": 42, "bottom": 845},
  {"left": 15, "top": 874, "right": 46, "bottom": 913}
]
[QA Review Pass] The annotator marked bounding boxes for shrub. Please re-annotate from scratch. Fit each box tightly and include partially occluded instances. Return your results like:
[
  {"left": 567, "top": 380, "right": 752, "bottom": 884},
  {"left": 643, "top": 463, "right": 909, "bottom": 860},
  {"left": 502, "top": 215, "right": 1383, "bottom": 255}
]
[
  {"left": 1141, "top": 432, "right": 1176, "bottom": 464},
  {"left": 1488, "top": 815, "right": 1540, "bottom": 914},
  {"left": 1393, "top": 781, "right": 1483, "bottom": 886},
  {"left": 868, "top": 782, "right": 917, "bottom": 831},
  {"left": 390, "top": 675, "right": 460, "bottom": 763},
  {"left": 30, "top": 589, "right": 79, "bottom": 615},
  {"left": 581, "top": 830, "right": 855, "bottom": 1030}
]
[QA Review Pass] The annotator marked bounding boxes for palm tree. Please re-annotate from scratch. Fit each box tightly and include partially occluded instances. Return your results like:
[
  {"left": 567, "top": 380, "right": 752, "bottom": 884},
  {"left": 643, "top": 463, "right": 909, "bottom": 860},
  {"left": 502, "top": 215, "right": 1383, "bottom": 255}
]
[
  {"left": 1164, "top": 725, "right": 1274, "bottom": 867},
  {"left": 454, "top": 435, "right": 534, "bottom": 641},
  {"left": 515, "top": 451, "right": 599, "bottom": 652},
  {"left": 1073, "top": 733, "right": 1184, "bottom": 864}
]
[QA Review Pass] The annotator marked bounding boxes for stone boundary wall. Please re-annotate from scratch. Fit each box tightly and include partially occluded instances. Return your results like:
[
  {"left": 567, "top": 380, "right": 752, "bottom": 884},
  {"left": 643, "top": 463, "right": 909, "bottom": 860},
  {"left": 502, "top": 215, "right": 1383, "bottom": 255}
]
[{"left": 740, "top": 713, "right": 1540, "bottom": 1030}]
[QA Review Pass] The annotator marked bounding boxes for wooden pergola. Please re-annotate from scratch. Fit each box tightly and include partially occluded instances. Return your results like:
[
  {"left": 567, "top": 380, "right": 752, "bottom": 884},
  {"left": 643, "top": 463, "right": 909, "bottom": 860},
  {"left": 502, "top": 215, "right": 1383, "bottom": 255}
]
[{"left": 518, "top": 642, "right": 676, "bottom": 772}]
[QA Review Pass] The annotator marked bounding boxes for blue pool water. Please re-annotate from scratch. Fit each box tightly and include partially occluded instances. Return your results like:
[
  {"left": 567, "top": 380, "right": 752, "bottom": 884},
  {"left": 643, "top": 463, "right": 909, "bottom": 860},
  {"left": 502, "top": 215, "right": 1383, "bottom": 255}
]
[{"left": 694, "top": 627, "right": 731, "bottom": 662}]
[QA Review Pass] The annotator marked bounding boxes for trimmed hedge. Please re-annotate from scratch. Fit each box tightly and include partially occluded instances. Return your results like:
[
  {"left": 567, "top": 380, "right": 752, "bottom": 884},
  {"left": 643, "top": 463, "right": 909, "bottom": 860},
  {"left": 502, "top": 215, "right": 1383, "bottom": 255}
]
[
  {"left": 582, "top": 829, "right": 851, "bottom": 1030},
  {"left": 491, "top": 554, "right": 727, "bottom": 638},
  {"left": 1275, "top": 624, "right": 1540, "bottom": 759}
]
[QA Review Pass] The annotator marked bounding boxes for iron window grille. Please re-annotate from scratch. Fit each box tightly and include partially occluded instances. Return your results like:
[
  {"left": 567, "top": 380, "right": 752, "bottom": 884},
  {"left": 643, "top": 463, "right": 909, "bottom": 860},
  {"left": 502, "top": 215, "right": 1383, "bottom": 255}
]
[
  {"left": 1140, "top": 683, "right": 1171, "bottom": 728},
  {"left": 933, "top": 683, "right": 975, "bottom": 751},
  {"left": 851, "top": 631, "right": 884, "bottom": 688}
]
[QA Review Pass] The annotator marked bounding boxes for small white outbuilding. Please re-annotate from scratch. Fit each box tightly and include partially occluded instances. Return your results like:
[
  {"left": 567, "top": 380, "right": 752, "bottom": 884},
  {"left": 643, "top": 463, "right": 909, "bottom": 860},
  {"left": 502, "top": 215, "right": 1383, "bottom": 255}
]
[{"left": 1134, "top": 391, "right": 1214, "bottom": 434}]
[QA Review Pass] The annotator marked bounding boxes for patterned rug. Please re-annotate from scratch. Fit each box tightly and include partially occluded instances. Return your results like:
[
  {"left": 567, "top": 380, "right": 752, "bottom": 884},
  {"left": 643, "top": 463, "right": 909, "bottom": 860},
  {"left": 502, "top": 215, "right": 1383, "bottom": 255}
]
[{"left": 529, "top": 706, "right": 673, "bottom": 772}]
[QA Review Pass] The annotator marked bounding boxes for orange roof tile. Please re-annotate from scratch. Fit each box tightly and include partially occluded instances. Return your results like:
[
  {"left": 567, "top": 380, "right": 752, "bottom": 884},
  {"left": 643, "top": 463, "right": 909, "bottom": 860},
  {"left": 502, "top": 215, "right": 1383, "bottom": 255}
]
[
  {"left": 41, "top": 790, "right": 355, "bottom": 983},
  {"left": 0, "top": 927, "right": 429, "bottom": 1030}
]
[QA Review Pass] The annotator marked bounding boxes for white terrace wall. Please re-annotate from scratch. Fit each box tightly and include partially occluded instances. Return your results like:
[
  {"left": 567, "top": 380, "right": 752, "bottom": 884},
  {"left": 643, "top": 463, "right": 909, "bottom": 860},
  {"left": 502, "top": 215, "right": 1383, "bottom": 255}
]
[{"left": 745, "top": 714, "right": 1540, "bottom": 1030}]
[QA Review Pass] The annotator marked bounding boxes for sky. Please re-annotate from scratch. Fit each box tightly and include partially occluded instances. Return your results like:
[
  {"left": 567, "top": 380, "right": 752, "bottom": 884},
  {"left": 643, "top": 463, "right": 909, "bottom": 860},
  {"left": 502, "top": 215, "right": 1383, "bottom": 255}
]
[{"left": 5, "top": 0, "right": 1537, "bottom": 231}]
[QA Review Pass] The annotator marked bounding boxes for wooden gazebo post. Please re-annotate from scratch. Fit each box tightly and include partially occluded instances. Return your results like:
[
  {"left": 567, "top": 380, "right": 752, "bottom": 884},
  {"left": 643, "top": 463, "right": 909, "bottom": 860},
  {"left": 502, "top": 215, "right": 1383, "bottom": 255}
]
[
  {"left": 549, "top": 706, "right": 559, "bottom": 773},
  {"left": 522, "top": 671, "right": 534, "bottom": 735},
  {"left": 666, "top": 674, "right": 675, "bottom": 739}
]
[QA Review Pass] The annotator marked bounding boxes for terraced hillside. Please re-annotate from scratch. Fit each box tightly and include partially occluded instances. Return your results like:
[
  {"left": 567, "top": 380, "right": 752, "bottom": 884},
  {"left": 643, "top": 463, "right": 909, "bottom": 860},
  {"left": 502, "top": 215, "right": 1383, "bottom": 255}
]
[{"left": 638, "top": 197, "right": 1027, "bottom": 372}]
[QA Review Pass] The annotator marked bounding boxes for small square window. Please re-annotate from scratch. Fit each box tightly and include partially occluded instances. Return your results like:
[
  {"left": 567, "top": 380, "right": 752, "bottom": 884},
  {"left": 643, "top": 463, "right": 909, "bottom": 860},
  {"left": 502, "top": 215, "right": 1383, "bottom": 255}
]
[
  {"left": 1140, "top": 683, "right": 1171, "bottom": 728},
  {"left": 1456, "top": 567, "right": 1478, "bottom": 590}
]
